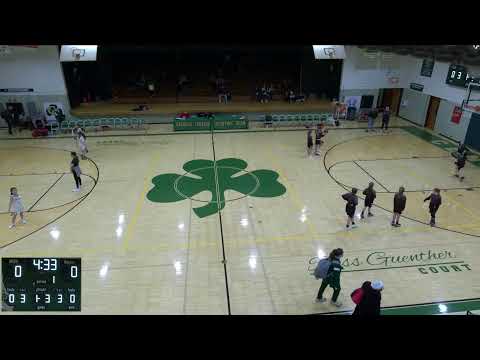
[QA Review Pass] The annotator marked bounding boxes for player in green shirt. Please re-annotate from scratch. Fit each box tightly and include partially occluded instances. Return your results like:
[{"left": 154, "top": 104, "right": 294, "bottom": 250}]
[{"left": 315, "top": 248, "right": 344, "bottom": 307}]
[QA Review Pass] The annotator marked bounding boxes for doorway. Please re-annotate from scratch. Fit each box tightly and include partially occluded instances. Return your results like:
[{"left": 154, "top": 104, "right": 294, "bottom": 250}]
[
  {"left": 425, "top": 96, "right": 441, "bottom": 130},
  {"left": 378, "top": 88, "right": 403, "bottom": 115}
]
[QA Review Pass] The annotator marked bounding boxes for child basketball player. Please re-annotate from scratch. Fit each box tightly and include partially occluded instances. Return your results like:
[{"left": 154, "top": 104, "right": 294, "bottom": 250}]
[
  {"left": 455, "top": 152, "right": 467, "bottom": 181},
  {"left": 392, "top": 186, "right": 406, "bottom": 227},
  {"left": 342, "top": 188, "right": 358, "bottom": 229},
  {"left": 314, "top": 123, "right": 327, "bottom": 156},
  {"left": 70, "top": 152, "right": 82, "bottom": 192},
  {"left": 424, "top": 188, "right": 442, "bottom": 227},
  {"left": 78, "top": 131, "right": 88, "bottom": 160},
  {"left": 8, "top": 187, "right": 26, "bottom": 229},
  {"left": 306, "top": 127, "right": 313, "bottom": 157},
  {"left": 361, "top": 182, "right": 376, "bottom": 219}
]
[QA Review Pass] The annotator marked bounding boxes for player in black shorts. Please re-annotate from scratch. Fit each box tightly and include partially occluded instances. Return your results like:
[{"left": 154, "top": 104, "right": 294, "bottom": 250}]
[
  {"left": 307, "top": 128, "right": 313, "bottom": 157},
  {"left": 424, "top": 188, "right": 442, "bottom": 227},
  {"left": 342, "top": 188, "right": 358, "bottom": 229},
  {"left": 455, "top": 152, "right": 467, "bottom": 181},
  {"left": 361, "top": 182, "right": 376, "bottom": 219},
  {"left": 314, "top": 123, "right": 327, "bottom": 156},
  {"left": 392, "top": 186, "right": 406, "bottom": 227}
]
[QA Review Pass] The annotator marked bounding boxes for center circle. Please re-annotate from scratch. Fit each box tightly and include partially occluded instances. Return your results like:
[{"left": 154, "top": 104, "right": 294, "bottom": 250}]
[{"left": 173, "top": 166, "right": 260, "bottom": 203}]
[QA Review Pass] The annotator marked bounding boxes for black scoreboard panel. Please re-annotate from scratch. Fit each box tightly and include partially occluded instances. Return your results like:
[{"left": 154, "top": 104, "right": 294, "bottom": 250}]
[
  {"left": 446, "top": 64, "right": 477, "bottom": 88},
  {"left": 1, "top": 258, "right": 81, "bottom": 311}
]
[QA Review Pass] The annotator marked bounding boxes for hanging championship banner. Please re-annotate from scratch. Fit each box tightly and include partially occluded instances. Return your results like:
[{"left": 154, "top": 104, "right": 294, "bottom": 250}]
[
  {"left": 451, "top": 106, "right": 462, "bottom": 124},
  {"left": 44, "top": 102, "right": 65, "bottom": 123}
]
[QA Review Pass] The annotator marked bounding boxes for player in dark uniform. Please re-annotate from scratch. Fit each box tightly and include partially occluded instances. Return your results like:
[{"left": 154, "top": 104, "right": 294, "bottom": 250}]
[
  {"left": 424, "top": 188, "right": 442, "bottom": 227},
  {"left": 307, "top": 128, "right": 313, "bottom": 157},
  {"left": 455, "top": 152, "right": 467, "bottom": 181},
  {"left": 314, "top": 123, "right": 327, "bottom": 156},
  {"left": 392, "top": 186, "right": 406, "bottom": 227},
  {"left": 361, "top": 182, "right": 376, "bottom": 219},
  {"left": 342, "top": 188, "right": 358, "bottom": 229}
]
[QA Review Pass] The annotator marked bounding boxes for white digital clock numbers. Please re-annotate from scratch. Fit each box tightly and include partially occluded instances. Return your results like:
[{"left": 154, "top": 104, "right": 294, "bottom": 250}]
[{"left": 33, "top": 258, "right": 58, "bottom": 271}]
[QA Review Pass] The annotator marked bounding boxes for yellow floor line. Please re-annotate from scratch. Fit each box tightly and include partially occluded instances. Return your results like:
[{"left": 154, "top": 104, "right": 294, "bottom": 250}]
[{"left": 122, "top": 154, "right": 160, "bottom": 251}]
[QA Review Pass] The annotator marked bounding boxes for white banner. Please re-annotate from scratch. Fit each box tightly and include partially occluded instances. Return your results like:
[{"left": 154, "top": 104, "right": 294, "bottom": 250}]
[{"left": 44, "top": 102, "right": 65, "bottom": 123}]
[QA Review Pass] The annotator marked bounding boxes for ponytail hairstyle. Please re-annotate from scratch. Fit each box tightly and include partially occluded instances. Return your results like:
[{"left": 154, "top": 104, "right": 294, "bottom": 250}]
[
  {"left": 10, "top": 187, "right": 16, "bottom": 195},
  {"left": 328, "top": 248, "right": 344, "bottom": 261}
]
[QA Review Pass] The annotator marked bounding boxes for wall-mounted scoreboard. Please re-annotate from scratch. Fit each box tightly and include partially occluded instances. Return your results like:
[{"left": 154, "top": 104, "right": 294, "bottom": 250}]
[
  {"left": 2, "top": 258, "right": 81, "bottom": 311},
  {"left": 446, "top": 64, "right": 478, "bottom": 87}
]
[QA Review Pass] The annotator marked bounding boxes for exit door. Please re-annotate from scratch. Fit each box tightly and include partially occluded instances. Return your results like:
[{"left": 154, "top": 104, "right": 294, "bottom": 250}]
[{"left": 425, "top": 96, "right": 441, "bottom": 130}]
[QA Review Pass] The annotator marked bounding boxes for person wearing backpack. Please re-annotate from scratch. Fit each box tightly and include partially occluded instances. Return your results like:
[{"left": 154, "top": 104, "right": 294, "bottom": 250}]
[
  {"left": 342, "top": 188, "right": 358, "bottom": 229},
  {"left": 352, "top": 280, "right": 383, "bottom": 316},
  {"left": 315, "top": 248, "right": 344, "bottom": 307}
]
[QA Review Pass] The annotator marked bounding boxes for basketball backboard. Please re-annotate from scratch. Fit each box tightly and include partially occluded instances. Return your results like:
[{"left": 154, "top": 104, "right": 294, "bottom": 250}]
[{"left": 60, "top": 45, "right": 97, "bottom": 62}]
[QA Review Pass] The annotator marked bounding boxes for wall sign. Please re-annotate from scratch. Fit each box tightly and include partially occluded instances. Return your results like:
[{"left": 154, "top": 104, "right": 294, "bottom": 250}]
[
  {"left": 420, "top": 59, "right": 435, "bottom": 77},
  {"left": 410, "top": 83, "right": 424, "bottom": 92},
  {"left": 0, "top": 88, "right": 34, "bottom": 93},
  {"left": 451, "top": 106, "right": 463, "bottom": 124}
]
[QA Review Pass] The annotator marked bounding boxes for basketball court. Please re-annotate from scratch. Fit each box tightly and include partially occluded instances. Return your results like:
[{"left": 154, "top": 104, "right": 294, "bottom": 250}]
[{"left": 2, "top": 115, "right": 480, "bottom": 314}]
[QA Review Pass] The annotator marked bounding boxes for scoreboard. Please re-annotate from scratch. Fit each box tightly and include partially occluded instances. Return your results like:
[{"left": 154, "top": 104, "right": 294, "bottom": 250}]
[
  {"left": 2, "top": 258, "right": 81, "bottom": 311},
  {"left": 446, "top": 64, "right": 479, "bottom": 87}
]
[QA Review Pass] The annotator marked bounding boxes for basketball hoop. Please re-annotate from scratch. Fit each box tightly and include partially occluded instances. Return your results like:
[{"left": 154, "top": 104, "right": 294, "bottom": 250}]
[
  {"left": 72, "top": 48, "right": 85, "bottom": 61},
  {"left": 324, "top": 48, "right": 336, "bottom": 59}
]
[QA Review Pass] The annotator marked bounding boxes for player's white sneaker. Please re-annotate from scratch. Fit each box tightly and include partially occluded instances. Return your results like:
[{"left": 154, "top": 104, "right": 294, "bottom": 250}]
[
  {"left": 9, "top": 224, "right": 15, "bottom": 229},
  {"left": 72, "top": 188, "right": 80, "bottom": 192},
  {"left": 21, "top": 219, "right": 27, "bottom": 224}
]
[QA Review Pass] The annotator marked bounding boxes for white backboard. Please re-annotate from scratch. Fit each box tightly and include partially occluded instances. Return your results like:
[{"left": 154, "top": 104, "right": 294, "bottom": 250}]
[
  {"left": 312, "top": 45, "right": 346, "bottom": 59},
  {"left": 60, "top": 45, "right": 98, "bottom": 62}
]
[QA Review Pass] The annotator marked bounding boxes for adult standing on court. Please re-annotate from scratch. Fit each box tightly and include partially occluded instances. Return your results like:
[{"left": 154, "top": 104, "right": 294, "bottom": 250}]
[
  {"left": 366, "top": 108, "right": 377, "bottom": 132},
  {"left": 70, "top": 152, "right": 82, "bottom": 192},
  {"left": 352, "top": 280, "right": 383, "bottom": 316},
  {"left": 392, "top": 186, "right": 406, "bottom": 227},
  {"left": 361, "top": 182, "right": 376, "bottom": 219},
  {"left": 381, "top": 106, "right": 390, "bottom": 133},
  {"left": 315, "top": 248, "right": 344, "bottom": 307},
  {"left": 424, "top": 188, "right": 442, "bottom": 227}
]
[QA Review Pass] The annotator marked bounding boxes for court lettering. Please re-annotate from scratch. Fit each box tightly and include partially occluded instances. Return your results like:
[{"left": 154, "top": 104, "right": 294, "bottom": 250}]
[{"left": 418, "top": 263, "right": 472, "bottom": 275}]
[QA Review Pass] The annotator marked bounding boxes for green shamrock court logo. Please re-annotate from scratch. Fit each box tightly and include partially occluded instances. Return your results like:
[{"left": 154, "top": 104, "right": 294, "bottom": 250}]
[{"left": 146, "top": 158, "right": 286, "bottom": 218}]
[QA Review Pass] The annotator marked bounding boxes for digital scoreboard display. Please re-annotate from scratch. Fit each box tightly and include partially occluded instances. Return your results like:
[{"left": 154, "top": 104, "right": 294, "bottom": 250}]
[
  {"left": 1, "top": 258, "right": 81, "bottom": 311},
  {"left": 446, "top": 64, "right": 476, "bottom": 87}
]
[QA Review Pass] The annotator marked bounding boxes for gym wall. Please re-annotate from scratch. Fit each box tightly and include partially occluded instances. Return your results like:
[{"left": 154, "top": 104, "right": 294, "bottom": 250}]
[
  {"left": 0, "top": 45, "right": 69, "bottom": 127},
  {"left": 434, "top": 100, "right": 472, "bottom": 142},
  {"left": 339, "top": 46, "right": 406, "bottom": 106},
  {"left": 398, "top": 88, "right": 430, "bottom": 126}
]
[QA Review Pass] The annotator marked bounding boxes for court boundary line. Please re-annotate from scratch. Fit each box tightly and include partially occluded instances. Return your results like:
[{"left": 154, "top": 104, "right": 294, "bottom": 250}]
[
  {"left": 328, "top": 159, "right": 480, "bottom": 194},
  {"left": 211, "top": 130, "right": 232, "bottom": 315},
  {"left": 0, "top": 152, "right": 100, "bottom": 250},
  {"left": 323, "top": 133, "right": 480, "bottom": 239},
  {"left": 352, "top": 160, "right": 390, "bottom": 192},
  {"left": 0, "top": 125, "right": 411, "bottom": 141},
  {"left": 311, "top": 297, "right": 480, "bottom": 316},
  {"left": 27, "top": 173, "right": 65, "bottom": 211}
]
